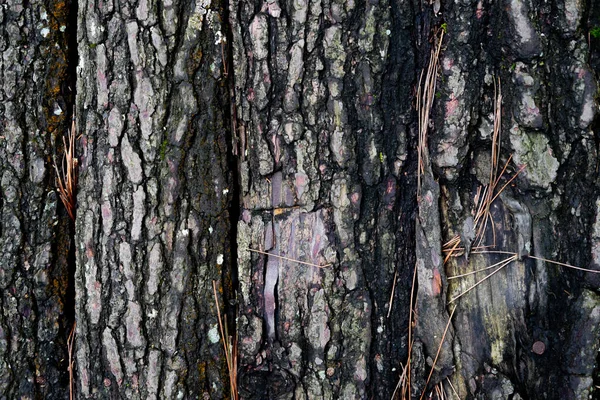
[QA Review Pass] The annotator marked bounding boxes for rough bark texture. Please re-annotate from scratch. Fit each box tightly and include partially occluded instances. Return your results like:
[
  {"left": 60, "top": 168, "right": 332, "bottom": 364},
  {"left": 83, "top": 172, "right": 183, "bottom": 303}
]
[
  {"left": 1, "top": 0, "right": 600, "bottom": 399},
  {"left": 432, "top": 0, "right": 600, "bottom": 398},
  {"left": 232, "top": 1, "right": 415, "bottom": 399},
  {"left": 231, "top": 0, "right": 600, "bottom": 399},
  {"left": 0, "top": 0, "right": 73, "bottom": 398},
  {"left": 74, "top": 0, "right": 233, "bottom": 398}
]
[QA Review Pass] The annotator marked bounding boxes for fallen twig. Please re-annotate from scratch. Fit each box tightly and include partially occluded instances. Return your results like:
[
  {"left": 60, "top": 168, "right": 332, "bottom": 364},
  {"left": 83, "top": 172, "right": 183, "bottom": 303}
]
[
  {"left": 449, "top": 254, "right": 518, "bottom": 303},
  {"left": 68, "top": 322, "right": 76, "bottom": 400},
  {"left": 417, "top": 30, "right": 444, "bottom": 196},
  {"left": 388, "top": 270, "right": 398, "bottom": 318}
]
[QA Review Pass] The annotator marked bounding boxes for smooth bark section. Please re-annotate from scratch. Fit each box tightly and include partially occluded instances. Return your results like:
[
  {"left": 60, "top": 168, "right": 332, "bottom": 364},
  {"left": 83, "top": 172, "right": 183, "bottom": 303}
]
[
  {"left": 75, "top": 0, "right": 233, "bottom": 398},
  {"left": 0, "top": 0, "right": 73, "bottom": 398}
]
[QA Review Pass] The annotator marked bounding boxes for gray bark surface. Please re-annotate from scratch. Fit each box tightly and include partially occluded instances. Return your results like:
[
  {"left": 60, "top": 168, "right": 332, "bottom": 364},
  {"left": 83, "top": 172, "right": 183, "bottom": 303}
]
[
  {"left": 231, "top": 1, "right": 415, "bottom": 399},
  {"left": 231, "top": 0, "right": 600, "bottom": 399},
  {"left": 0, "top": 0, "right": 73, "bottom": 398},
  {"left": 0, "top": 0, "right": 599, "bottom": 399},
  {"left": 74, "top": 0, "right": 233, "bottom": 398},
  {"left": 432, "top": 1, "right": 600, "bottom": 397}
]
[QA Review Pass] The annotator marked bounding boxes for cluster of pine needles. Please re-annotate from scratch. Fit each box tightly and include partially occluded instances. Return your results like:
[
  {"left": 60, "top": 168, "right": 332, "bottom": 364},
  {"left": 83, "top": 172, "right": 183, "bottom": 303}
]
[
  {"left": 213, "top": 281, "right": 239, "bottom": 400},
  {"left": 52, "top": 117, "right": 78, "bottom": 399},
  {"left": 53, "top": 116, "right": 78, "bottom": 220},
  {"left": 393, "top": 25, "right": 600, "bottom": 399}
]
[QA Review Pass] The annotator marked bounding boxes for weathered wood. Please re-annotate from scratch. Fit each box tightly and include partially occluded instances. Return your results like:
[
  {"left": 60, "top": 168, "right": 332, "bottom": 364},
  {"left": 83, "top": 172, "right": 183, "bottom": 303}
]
[
  {"left": 232, "top": 0, "right": 600, "bottom": 398},
  {"left": 0, "top": 0, "right": 74, "bottom": 398},
  {"left": 432, "top": 0, "right": 600, "bottom": 398}
]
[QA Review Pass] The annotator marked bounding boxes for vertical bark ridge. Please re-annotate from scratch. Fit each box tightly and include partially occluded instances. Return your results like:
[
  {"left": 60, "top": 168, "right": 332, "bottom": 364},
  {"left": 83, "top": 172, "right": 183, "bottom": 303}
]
[
  {"left": 75, "top": 0, "right": 233, "bottom": 397},
  {"left": 231, "top": 1, "right": 417, "bottom": 398},
  {"left": 0, "top": 0, "right": 73, "bottom": 398}
]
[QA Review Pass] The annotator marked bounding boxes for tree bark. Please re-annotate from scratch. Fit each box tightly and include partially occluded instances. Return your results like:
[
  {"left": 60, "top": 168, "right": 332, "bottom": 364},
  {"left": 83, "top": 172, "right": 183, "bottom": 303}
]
[
  {"left": 1, "top": 0, "right": 600, "bottom": 399},
  {"left": 430, "top": 1, "right": 600, "bottom": 397},
  {"left": 0, "top": 0, "right": 74, "bottom": 398},
  {"left": 231, "top": 0, "right": 600, "bottom": 398},
  {"left": 231, "top": 1, "right": 416, "bottom": 399},
  {"left": 74, "top": 0, "right": 233, "bottom": 398}
]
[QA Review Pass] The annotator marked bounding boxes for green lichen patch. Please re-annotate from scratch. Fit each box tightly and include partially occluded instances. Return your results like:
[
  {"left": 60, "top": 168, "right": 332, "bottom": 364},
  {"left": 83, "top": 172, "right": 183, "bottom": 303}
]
[{"left": 509, "top": 126, "right": 559, "bottom": 189}]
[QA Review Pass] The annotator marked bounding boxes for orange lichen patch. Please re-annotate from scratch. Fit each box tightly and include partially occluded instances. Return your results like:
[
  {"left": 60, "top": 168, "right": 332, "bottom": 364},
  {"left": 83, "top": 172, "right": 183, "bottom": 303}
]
[
  {"left": 50, "top": 0, "right": 70, "bottom": 21},
  {"left": 197, "top": 361, "right": 207, "bottom": 383}
]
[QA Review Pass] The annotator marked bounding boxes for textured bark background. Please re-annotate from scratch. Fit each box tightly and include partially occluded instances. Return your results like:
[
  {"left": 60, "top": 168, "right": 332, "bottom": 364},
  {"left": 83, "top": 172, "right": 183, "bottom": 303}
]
[
  {"left": 231, "top": 1, "right": 416, "bottom": 398},
  {"left": 74, "top": 0, "right": 235, "bottom": 398},
  {"left": 0, "top": 0, "right": 73, "bottom": 398},
  {"left": 1, "top": 0, "right": 600, "bottom": 399},
  {"left": 231, "top": 0, "right": 599, "bottom": 398}
]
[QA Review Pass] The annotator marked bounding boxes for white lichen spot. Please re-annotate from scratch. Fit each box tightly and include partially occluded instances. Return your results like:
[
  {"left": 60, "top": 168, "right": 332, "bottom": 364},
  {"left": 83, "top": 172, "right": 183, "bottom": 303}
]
[
  {"left": 222, "top": 188, "right": 229, "bottom": 195},
  {"left": 40, "top": 27, "right": 50, "bottom": 37},
  {"left": 491, "top": 339, "right": 506, "bottom": 365},
  {"left": 60, "top": 25, "right": 66, "bottom": 32},
  {"left": 216, "top": 254, "right": 224, "bottom": 265},
  {"left": 53, "top": 104, "right": 63, "bottom": 116},
  {"left": 187, "top": 0, "right": 211, "bottom": 33},
  {"left": 208, "top": 226, "right": 213, "bottom": 234},
  {"left": 214, "top": 30, "right": 226, "bottom": 46},
  {"left": 385, "top": 29, "right": 391, "bottom": 36},
  {"left": 377, "top": 325, "right": 384, "bottom": 334},
  {"left": 375, "top": 354, "right": 384, "bottom": 372},
  {"left": 208, "top": 325, "right": 220, "bottom": 344},
  {"left": 148, "top": 309, "right": 158, "bottom": 319}
]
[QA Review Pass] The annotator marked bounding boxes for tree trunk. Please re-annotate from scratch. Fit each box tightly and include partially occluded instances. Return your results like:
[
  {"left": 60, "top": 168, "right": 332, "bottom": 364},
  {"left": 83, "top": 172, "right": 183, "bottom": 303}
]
[
  {"left": 231, "top": 0, "right": 600, "bottom": 398},
  {"left": 1, "top": 0, "right": 600, "bottom": 399},
  {"left": 74, "top": 0, "right": 234, "bottom": 398},
  {"left": 428, "top": 0, "right": 600, "bottom": 397},
  {"left": 0, "top": 0, "right": 74, "bottom": 398},
  {"left": 231, "top": 1, "right": 416, "bottom": 398}
]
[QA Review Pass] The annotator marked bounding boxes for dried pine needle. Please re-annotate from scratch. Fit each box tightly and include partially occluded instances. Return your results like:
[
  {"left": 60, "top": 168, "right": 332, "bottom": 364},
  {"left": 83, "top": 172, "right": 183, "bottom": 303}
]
[{"left": 247, "top": 248, "right": 331, "bottom": 269}]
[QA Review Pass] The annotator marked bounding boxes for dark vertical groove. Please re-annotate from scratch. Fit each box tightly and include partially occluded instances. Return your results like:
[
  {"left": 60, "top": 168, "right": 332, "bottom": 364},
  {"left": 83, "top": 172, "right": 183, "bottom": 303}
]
[
  {"left": 223, "top": 0, "right": 240, "bottom": 373},
  {"left": 64, "top": 0, "right": 78, "bottom": 336}
]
